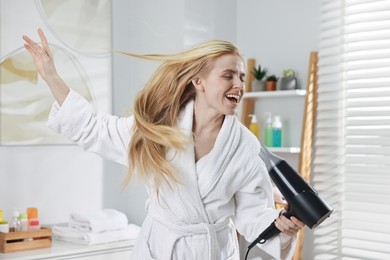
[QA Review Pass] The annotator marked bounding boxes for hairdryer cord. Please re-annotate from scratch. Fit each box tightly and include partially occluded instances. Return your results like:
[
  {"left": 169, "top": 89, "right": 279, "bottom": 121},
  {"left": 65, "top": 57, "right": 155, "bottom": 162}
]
[
  {"left": 244, "top": 211, "right": 294, "bottom": 260},
  {"left": 244, "top": 237, "right": 266, "bottom": 260}
]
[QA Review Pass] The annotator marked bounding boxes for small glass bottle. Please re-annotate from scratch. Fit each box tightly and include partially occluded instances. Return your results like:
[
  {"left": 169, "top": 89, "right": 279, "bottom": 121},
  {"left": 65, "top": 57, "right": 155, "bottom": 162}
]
[
  {"left": 19, "top": 213, "right": 29, "bottom": 232},
  {"left": 12, "top": 210, "right": 21, "bottom": 232}
]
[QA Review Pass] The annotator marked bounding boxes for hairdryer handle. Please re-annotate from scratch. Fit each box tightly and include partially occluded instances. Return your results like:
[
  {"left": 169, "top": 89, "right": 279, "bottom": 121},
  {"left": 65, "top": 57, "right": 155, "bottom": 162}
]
[{"left": 247, "top": 210, "right": 294, "bottom": 250}]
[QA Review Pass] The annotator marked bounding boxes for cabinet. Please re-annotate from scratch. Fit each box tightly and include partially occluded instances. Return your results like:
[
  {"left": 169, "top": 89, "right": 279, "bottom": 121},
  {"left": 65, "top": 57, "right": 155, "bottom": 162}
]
[{"left": 0, "top": 239, "right": 134, "bottom": 260}]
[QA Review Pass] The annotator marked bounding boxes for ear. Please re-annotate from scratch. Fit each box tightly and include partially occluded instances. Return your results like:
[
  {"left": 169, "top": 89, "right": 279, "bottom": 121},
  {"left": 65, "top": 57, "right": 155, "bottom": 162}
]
[{"left": 192, "top": 78, "right": 205, "bottom": 92}]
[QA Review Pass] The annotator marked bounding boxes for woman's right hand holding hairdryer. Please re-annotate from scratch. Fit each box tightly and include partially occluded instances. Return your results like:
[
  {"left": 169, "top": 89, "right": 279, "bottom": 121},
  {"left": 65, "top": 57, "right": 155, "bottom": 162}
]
[
  {"left": 23, "top": 28, "right": 70, "bottom": 105},
  {"left": 275, "top": 207, "right": 305, "bottom": 237}
]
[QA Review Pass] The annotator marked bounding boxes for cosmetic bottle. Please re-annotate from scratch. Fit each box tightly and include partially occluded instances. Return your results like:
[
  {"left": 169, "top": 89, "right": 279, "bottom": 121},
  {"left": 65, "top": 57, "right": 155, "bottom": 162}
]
[
  {"left": 0, "top": 221, "right": 9, "bottom": 233},
  {"left": 248, "top": 114, "right": 260, "bottom": 139},
  {"left": 19, "top": 213, "right": 28, "bottom": 231},
  {"left": 12, "top": 209, "right": 21, "bottom": 232},
  {"left": 0, "top": 209, "right": 8, "bottom": 233},
  {"left": 272, "top": 115, "right": 282, "bottom": 147},
  {"left": 27, "top": 207, "right": 41, "bottom": 231},
  {"left": 264, "top": 112, "right": 273, "bottom": 147}
]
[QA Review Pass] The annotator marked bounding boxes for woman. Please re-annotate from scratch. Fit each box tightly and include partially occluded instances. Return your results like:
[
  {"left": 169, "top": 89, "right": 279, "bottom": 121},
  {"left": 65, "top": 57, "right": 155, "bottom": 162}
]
[{"left": 23, "top": 29, "right": 304, "bottom": 260}]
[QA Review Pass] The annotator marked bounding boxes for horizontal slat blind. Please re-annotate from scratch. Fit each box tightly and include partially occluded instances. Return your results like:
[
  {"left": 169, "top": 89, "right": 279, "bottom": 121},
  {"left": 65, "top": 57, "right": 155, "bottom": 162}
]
[
  {"left": 312, "top": 1, "right": 344, "bottom": 259},
  {"left": 313, "top": 0, "right": 390, "bottom": 259},
  {"left": 343, "top": 0, "right": 390, "bottom": 258}
]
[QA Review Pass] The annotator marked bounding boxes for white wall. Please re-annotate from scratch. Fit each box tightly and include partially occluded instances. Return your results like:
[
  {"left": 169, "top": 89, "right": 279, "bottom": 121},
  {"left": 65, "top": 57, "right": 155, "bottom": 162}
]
[
  {"left": 0, "top": 146, "right": 104, "bottom": 224},
  {"left": 237, "top": 0, "right": 320, "bottom": 89}
]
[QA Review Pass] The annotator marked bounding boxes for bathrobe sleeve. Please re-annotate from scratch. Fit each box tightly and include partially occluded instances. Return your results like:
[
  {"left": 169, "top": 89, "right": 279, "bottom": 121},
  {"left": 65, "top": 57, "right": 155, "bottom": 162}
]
[
  {"left": 46, "top": 90, "right": 133, "bottom": 166},
  {"left": 233, "top": 146, "right": 297, "bottom": 259}
]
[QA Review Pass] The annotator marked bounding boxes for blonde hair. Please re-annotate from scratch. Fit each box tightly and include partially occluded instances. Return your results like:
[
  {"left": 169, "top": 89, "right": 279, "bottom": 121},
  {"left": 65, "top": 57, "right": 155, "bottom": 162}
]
[{"left": 121, "top": 40, "right": 242, "bottom": 189}]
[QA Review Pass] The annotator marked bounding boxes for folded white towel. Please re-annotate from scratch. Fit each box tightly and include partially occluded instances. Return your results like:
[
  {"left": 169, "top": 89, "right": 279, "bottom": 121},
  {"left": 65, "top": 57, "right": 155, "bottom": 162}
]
[
  {"left": 53, "top": 224, "right": 140, "bottom": 245},
  {"left": 69, "top": 209, "right": 128, "bottom": 233}
]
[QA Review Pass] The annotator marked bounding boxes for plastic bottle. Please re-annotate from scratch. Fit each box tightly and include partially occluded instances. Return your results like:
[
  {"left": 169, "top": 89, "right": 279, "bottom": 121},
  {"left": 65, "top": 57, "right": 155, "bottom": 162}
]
[
  {"left": 265, "top": 112, "right": 273, "bottom": 147},
  {"left": 248, "top": 114, "right": 260, "bottom": 139},
  {"left": 19, "top": 213, "right": 28, "bottom": 231},
  {"left": 27, "top": 207, "right": 41, "bottom": 231},
  {"left": 12, "top": 210, "right": 21, "bottom": 232},
  {"left": 0, "top": 221, "right": 9, "bottom": 233},
  {"left": 272, "top": 115, "right": 282, "bottom": 147},
  {"left": 0, "top": 209, "right": 10, "bottom": 233}
]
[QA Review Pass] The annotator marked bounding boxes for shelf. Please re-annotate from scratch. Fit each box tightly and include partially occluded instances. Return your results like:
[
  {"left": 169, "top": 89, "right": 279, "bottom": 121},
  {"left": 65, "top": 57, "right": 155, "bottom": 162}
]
[
  {"left": 243, "top": 89, "right": 306, "bottom": 99},
  {"left": 267, "top": 147, "right": 301, "bottom": 154}
]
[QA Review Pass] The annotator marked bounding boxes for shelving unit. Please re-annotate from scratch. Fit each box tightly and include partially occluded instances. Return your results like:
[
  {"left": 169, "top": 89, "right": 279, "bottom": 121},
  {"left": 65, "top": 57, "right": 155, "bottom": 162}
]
[
  {"left": 242, "top": 89, "right": 306, "bottom": 153},
  {"left": 239, "top": 57, "right": 315, "bottom": 155},
  {"left": 239, "top": 53, "right": 319, "bottom": 260},
  {"left": 268, "top": 147, "right": 301, "bottom": 154},
  {"left": 241, "top": 88, "right": 306, "bottom": 153},
  {"left": 243, "top": 89, "right": 306, "bottom": 99}
]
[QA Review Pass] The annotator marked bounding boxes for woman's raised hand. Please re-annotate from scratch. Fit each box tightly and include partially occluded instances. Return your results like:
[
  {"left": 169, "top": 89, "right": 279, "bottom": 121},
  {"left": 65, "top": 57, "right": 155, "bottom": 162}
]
[
  {"left": 22, "top": 29, "right": 69, "bottom": 105},
  {"left": 23, "top": 28, "right": 57, "bottom": 82}
]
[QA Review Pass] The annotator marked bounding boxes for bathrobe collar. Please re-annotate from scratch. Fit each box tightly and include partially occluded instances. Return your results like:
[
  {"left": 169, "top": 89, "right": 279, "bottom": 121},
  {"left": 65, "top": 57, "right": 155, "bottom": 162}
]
[{"left": 172, "top": 99, "right": 241, "bottom": 219}]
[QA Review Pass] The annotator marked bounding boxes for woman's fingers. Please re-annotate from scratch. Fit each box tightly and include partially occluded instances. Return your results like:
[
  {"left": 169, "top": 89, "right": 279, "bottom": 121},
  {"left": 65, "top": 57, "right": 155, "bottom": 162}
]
[
  {"left": 291, "top": 216, "right": 305, "bottom": 229},
  {"left": 275, "top": 215, "right": 304, "bottom": 236},
  {"left": 22, "top": 35, "right": 37, "bottom": 54},
  {"left": 275, "top": 217, "right": 294, "bottom": 236},
  {"left": 22, "top": 31, "right": 51, "bottom": 80},
  {"left": 21, "top": 29, "right": 68, "bottom": 103},
  {"left": 38, "top": 28, "right": 51, "bottom": 57},
  {"left": 22, "top": 31, "right": 49, "bottom": 59},
  {"left": 22, "top": 35, "right": 41, "bottom": 63}
]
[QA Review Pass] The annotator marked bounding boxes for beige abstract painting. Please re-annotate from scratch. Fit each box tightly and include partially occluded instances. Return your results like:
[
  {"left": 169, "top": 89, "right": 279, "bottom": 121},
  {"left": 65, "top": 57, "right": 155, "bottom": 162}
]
[{"left": 0, "top": 0, "right": 112, "bottom": 145}]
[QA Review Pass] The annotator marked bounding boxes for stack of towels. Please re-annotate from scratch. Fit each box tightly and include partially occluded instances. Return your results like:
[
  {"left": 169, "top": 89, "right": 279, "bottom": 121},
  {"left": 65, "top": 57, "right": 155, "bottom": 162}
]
[{"left": 52, "top": 209, "right": 140, "bottom": 245}]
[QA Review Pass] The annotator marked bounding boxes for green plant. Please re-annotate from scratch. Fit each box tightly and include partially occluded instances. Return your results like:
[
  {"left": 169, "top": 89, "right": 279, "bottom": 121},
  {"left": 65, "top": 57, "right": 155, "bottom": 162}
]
[
  {"left": 283, "top": 69, "right": 295, "bottom": 77},
  {"left": 252, "top": 65, "right": 267, "bottom": 80},
  {"left": 266, "top": 75, "right": 278, "bottom": 82}
]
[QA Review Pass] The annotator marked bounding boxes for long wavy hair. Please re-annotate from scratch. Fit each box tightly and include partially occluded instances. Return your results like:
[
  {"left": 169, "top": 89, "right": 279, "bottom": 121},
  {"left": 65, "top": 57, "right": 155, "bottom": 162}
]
[{"left": 121, "top": 40, "right": 242, "bottom": 189}]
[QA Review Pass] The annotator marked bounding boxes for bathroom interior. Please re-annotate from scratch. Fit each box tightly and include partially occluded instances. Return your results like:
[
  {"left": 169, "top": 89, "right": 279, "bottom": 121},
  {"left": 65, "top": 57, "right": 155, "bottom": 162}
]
[{"left": 1, "top": 0, "right": 389, "bottom": 259}]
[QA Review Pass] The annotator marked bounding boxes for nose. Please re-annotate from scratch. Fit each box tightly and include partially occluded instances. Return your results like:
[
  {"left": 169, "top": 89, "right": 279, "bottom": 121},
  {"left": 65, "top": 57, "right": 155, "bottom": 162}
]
[{"left": 233, "top": 80, "right": 244, "bottom": 94}]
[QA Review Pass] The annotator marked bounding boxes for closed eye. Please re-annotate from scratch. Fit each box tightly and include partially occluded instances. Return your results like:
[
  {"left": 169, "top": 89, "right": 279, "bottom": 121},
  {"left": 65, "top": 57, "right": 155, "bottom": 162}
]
[{"left": 223, "top": 74, "right": 233, "bottom": 80}]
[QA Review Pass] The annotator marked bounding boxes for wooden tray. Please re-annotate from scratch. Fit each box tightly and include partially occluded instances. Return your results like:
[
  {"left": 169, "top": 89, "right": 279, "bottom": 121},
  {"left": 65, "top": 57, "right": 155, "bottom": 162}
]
[{"left": 0, "top": 227, "right": 52, "bottom": 253}]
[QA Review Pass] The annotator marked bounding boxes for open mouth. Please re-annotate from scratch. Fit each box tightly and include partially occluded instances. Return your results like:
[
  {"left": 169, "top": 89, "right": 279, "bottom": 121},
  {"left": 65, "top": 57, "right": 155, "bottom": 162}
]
[{"left": 225, "top": 94, "right": 240, "bottom": 104}]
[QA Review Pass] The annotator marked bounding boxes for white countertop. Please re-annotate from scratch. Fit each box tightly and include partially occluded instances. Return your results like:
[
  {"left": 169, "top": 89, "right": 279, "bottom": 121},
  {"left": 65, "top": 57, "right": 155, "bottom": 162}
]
[{"left": 0, "top": 239, "right": 135, "bottom": 260}]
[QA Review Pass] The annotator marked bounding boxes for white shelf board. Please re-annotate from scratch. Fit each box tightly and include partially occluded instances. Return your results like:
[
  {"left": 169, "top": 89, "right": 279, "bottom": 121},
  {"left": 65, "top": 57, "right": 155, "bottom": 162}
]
[
  {"left": 267, "top": 147, "right": 301, "bottom": 154},
  {"left": 243, "top": 89, "right": 306, "bottom": 99}
]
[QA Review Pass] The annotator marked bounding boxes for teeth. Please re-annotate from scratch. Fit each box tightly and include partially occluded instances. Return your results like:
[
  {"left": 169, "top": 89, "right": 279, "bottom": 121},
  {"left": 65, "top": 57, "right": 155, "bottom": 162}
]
[{"left": 226, "top": 94, "right": 240, "bottom": 102}]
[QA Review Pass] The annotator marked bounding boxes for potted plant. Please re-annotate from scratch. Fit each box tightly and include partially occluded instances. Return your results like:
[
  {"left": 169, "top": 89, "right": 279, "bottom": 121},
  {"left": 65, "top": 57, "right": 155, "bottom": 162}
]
[
  {"left": 251, "top": 65, "right": 267, "bottom": 91},
  {"left": 265, "top": 75, "right": 278, "bottom": 91},
  {"left": 280, "top": 69, "right": 298, "bottom": 90}
]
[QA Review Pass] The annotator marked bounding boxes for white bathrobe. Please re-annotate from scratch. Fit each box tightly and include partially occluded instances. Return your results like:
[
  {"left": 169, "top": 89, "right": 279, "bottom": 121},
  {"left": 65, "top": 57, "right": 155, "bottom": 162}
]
[{"left": 47, "top": 90, "right": 296, "bottom": 260}]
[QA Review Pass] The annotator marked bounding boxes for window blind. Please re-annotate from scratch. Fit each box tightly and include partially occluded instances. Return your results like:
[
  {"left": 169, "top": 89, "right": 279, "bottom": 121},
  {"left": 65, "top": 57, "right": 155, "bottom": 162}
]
[{"left": 313, "top": 0, "right": 390, "bottom": 259}]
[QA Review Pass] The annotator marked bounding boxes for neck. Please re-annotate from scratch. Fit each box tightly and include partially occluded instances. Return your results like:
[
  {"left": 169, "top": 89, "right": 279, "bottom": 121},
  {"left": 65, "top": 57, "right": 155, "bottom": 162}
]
[{"left": 192, "top": 99, "right": 224, "bottom": 135}]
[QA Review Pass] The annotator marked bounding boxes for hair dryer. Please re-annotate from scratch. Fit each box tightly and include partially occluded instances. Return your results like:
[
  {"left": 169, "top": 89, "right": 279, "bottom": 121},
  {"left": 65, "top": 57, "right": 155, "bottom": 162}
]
[{"left": 247, "top": 145, "right": 333, "bottom": 252}]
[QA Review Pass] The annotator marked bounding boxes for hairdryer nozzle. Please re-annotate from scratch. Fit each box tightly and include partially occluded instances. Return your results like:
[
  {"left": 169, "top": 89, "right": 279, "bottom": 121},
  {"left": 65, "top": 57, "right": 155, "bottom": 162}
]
[{"left": 259, "top": 145, "right": 283, "bottom": 171}]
